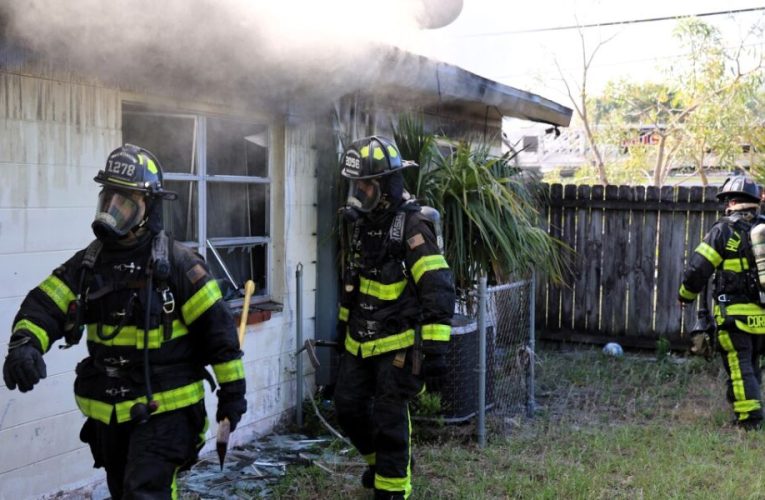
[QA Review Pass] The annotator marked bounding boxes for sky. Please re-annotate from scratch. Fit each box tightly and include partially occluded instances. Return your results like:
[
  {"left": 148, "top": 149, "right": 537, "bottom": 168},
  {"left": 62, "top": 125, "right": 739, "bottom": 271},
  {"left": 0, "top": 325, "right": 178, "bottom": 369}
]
[{"left": 404, "top": 0, "right": 765, "bottom": 107}]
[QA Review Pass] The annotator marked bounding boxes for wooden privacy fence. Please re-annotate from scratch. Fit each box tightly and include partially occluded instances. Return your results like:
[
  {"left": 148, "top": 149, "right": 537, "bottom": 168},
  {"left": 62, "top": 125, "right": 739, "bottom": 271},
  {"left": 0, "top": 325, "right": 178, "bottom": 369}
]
[{"left": 537, "top": 183, "right": 723, "bottom": 348}]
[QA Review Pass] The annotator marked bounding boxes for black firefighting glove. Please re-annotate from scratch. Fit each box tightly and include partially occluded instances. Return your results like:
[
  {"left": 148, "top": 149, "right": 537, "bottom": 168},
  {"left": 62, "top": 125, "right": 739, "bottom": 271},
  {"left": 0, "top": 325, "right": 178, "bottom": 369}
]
[
  {"left": 421, "top": 341, "right": 449, "bottom": 392},
  {"left": 216, "top": 381, "right": 246, "bottom": 431},
  {"left": 3, "top": 332, "right": 47, "bottom": 393}
]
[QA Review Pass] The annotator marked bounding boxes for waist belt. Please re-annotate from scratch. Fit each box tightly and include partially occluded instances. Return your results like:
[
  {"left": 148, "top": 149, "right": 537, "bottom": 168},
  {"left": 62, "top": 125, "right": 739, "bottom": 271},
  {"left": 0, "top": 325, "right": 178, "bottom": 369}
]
[{"left": 84, "top": 358, "right": 216, "bottom": 391}]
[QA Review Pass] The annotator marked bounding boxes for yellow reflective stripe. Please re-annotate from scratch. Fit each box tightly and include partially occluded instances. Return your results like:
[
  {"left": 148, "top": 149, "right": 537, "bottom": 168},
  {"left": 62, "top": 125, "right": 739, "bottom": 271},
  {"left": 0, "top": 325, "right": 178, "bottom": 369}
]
[
  {"left": 375, "top": 473, "right": 409, "bottom": 495},
  {"left": 734, "top": 318, "right": 765, "bottom": 334},
  {"left": 13, "top": 319, "right": 50, "bottom": 353},
  {"left": 171, "top": 467, "right": 179, "bottom": 500},
  {"left": 679, "top": 284, "right": 697, "bottom": 301},
  {"left": 363, "top": 453, "right": 376, "bottom": 466},
  {"left": 182, "top": 280, "right": 223, "bottom": 324},
  {"left": 722, "top": 259, "right": 749, "bottom": 271},
  {"left": 346, "top": 329, "right": 415, "bottom": 358},
  {"left": 411, "top": 255, "right": 449, "bottom": 284},
  {"left": 359, "top": 277, "right": 407, "bottom": 301},
  {"left": 212, "top": 359, "right": 245, "bottom": 384},
  {"left": 38, "top": 274, "right": 76, "bottom": 314},
  {"left": 717, "top": 330, "right": 747, "bottom": 406},
  {"left": 734, "top": 399, "right": 762, "bottom": 415},
  {"left": 75, "top": 395, "right": 113, "bottom": 424},
  {"left": 422, "top": 323, "right": 451, "bottom": 341},
  {"left": 114, "top": 381, "right": 205, "bottom": 423},
  {"left": 86, "top": 320, "right": 188, "bottom": 348},
  {"left": 716, "top": 303, "right": 765, "bottom": 316},
  {"left": 338, "top": 307, "right": 349, "bottom": 322},
  {"left": 695, "top": 242, "right": 722, "bottom": 267}
]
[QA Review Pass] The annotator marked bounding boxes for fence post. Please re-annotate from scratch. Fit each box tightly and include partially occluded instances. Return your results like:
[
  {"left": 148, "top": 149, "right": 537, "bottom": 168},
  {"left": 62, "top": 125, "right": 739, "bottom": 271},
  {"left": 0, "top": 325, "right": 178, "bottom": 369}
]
[
  {"left": 296, "top": 263, "right": 303, "bottom": 429},
  {"left": 477, "top": 275, "right": 487, "bottom": 449},
  {"left": 527, "top": 272, "right": 537, "bottom": 418}
]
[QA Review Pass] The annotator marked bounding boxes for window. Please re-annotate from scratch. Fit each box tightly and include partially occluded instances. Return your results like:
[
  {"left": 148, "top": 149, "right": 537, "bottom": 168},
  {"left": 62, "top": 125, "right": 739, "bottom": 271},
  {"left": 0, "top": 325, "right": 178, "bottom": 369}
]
[
  {"left": 522, "top": 135, "right": 539, "bottom": 153},
  {"left": 122, "top": 104, "right": 271, "bottom": 303}
]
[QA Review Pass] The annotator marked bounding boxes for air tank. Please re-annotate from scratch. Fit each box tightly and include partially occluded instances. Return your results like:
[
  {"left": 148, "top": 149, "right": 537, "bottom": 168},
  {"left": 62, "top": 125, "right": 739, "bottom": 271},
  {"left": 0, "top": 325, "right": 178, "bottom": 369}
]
[{"left": 750, "top": 222, "right": 765, "bottom": 303}]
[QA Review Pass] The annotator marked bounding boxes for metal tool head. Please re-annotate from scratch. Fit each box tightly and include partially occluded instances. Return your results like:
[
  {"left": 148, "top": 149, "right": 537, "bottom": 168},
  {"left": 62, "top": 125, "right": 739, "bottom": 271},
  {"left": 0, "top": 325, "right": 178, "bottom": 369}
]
[{"left": 216, "top": 418, "right": 231, "bottom": 471}]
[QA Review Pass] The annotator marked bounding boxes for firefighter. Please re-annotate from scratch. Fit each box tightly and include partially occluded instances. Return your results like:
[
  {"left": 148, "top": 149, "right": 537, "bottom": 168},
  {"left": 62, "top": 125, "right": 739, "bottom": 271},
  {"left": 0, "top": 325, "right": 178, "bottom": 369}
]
[
  {"left": 334, "top": 136, "right": 455, "bottom": 499},
  {"left": 679, "top": 174, "right": 765, "bottom": 430},
  {"left": 2, "top": 144, "right": 247, "bottom": 498}
]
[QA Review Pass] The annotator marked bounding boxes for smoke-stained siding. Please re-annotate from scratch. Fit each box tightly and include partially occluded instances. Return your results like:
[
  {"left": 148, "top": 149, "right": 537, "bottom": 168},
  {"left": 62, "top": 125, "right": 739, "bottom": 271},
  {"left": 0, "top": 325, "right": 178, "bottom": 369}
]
[{"left": 0, "top": 69, "right": 121, "bottom": 499}]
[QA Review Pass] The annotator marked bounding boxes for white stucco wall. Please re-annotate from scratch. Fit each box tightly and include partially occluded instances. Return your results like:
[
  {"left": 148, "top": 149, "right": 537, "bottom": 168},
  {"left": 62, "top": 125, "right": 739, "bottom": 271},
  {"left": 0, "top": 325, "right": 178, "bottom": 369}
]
[{"left": 0, "top": 69, "right": 317, "bottom": 499}]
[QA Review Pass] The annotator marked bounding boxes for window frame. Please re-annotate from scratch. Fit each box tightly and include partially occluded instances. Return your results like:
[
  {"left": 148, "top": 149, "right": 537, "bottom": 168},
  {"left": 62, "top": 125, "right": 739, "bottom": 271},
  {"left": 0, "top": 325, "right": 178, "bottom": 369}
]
[{"left": 122, "top": 106, "right": 273, "bottom": 304}]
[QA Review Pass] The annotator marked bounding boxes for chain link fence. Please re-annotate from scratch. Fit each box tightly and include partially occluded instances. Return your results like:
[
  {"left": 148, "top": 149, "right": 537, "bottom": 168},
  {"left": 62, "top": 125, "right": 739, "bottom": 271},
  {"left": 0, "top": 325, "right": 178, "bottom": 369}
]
[
  {"left": 429, "top": 278, "right": 535, "bottom": 444},
  {"left": 481, "top": 279, "right": 535, "bottom": 439}
]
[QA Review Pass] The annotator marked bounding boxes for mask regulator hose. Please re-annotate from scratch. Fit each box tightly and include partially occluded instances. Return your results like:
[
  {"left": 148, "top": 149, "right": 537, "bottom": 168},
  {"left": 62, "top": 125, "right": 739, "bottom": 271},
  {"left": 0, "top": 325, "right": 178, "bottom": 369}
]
[{"left": 130, "top": 265, "right": 159, "bottom": 424}]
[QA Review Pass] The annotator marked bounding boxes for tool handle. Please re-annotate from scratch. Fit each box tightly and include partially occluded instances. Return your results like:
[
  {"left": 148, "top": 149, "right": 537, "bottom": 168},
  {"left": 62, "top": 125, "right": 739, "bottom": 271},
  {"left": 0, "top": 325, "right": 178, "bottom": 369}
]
[{"left": 237, "top": 280, "right": 256, "bottom": 347}]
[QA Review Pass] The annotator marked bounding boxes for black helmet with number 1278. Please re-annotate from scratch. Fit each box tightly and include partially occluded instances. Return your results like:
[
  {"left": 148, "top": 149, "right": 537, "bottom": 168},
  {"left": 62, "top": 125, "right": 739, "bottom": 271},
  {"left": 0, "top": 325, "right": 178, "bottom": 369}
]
[{"left": 92, "top": 144, "right": 177, "bottom": 241}]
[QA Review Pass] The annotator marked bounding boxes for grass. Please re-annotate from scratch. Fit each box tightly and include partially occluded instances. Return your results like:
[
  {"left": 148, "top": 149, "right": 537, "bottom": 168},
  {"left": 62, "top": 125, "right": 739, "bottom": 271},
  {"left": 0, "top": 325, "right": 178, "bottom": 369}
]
[{"left": 272, "top": 346, "right": 765, "bottom": 499}]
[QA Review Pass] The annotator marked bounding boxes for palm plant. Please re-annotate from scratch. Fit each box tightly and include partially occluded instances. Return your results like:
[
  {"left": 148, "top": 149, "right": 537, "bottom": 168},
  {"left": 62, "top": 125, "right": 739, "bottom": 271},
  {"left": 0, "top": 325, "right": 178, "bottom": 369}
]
[{"left": 394, "top": 115, "right": 568, "bottom": 313}]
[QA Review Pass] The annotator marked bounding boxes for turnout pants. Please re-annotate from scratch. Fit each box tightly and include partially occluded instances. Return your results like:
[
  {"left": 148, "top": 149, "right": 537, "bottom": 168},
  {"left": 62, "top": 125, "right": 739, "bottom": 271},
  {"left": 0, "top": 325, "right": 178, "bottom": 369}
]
[
  {"left": 717, "top": 328, "right": 764, "bottom": 426},
  {"left": 334, "top": 348, "right": 424, "bottom": 499},
  {"left": 79, "top": 402, "right": 207, "bottom": 499}
]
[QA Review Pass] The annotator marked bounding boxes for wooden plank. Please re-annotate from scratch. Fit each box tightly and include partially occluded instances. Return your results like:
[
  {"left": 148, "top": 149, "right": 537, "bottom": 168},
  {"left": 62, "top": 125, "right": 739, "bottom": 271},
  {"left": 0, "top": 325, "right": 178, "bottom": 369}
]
[
  {"left": 599, "top": 185, "right": 620, "bottom": 335},
  {"left": 559, "top": 184, "right": 578, "bottom": 330},
  {"left": 535, "top": 183, "right": 551, "bottom": 331},
  {"left": 634, "top": 186, "right": 660, "bottom": 337},
  {"left": 611, "top": 185, "right": 633, "bottom": 336},
  {"left": 584, "top": 185, "right": 605, "bottom": 333},
  {"left": 666, "top": 187, "right": 691, "bottom": 343},
  {"left": 546, "top": 183, "right": 564, "bottom": 331},
  {"left": 626, "top": 186, "right": 647, "bottom": 336},
  {"left": 654, "top": 186, "right": 686, "bottom": 338},
  {"left": 681, "top": 186, "right": 705, "bottom": 338},
  {"left": 573, "top": 185, "right": 591, "bottom": 331}
]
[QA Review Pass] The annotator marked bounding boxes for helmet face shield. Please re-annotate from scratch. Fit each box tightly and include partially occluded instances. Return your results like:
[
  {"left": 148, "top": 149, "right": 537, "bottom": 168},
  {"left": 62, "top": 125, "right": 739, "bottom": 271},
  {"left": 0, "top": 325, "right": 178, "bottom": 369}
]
[
  {"left": 93, "top": 188, "right": 147, "bottom": 239},
  {"left": 346, "top": 179, "right": 381, "bottom": 213}
]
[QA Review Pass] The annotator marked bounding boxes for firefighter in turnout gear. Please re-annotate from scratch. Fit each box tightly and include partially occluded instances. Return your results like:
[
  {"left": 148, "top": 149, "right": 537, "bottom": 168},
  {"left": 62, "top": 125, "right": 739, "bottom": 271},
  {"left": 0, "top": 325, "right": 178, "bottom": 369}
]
[
  {"left": 334, "top": 136, "right": 455, "bottom": 499},
  {"left": 2, "top": 144, "right": 247, "bottom": 498},
  {"left": 679, "top": 174, "right": 765, "bottom": 430}
]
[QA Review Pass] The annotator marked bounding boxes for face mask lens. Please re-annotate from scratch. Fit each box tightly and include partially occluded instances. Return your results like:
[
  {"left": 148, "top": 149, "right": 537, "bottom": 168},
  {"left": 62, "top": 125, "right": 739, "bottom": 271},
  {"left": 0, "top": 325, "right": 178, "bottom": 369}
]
[
  {"left": 346, "top": 179, "right": 380, "bottom": 213},
  {"left": 94, "top": 189, "right": 146, "bottom": 236}
]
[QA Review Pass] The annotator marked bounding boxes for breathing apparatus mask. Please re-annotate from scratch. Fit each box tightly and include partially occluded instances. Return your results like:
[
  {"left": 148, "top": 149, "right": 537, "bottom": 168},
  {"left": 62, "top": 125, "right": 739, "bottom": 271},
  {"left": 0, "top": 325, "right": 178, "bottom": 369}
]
[{"left": 92, "top": 188, "right": 148, "bottom": 241}]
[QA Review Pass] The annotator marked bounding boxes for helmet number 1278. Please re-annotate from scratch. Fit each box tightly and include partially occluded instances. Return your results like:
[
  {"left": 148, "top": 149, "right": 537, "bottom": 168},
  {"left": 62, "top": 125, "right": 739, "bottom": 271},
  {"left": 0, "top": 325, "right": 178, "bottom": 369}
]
[{"left": 106, "top": 160, "right": 136, "bottom": 177}]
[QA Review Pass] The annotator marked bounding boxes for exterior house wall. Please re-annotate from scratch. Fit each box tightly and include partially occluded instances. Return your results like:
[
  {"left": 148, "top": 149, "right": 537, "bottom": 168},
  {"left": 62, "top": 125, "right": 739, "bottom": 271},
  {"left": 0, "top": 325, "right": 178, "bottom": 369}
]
[{"left": 0, "top": 68, "right": 318, "bottom": 498}]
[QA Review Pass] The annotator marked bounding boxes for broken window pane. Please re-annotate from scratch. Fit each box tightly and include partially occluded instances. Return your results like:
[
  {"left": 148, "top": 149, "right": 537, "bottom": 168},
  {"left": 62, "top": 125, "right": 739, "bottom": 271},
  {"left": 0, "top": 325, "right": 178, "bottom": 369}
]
[{"left": 122, "top": 105, "right": 271, "bottom": 302}]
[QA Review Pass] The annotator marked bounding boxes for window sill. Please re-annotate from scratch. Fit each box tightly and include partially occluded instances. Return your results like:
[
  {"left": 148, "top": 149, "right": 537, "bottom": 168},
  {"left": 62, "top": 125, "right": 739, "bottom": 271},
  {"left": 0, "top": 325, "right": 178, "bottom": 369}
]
[{"left": 231, "top": 301, "right": 283, "bottom": 326}]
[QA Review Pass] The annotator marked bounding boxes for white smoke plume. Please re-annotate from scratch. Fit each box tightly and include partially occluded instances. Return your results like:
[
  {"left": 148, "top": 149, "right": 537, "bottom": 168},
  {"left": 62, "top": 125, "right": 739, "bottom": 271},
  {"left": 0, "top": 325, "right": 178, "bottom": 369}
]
[{"left": 1, "top": 0, "right": 459, "bottom": 114}]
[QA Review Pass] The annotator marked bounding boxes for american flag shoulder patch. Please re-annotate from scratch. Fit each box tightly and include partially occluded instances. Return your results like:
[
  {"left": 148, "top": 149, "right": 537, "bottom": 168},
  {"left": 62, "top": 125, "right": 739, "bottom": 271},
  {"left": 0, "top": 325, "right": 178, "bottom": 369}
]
[
  {"left": 407, "top": 233, "right": 425, "bottom": 249},
  {"left": 186, "top": 263, "right": 208, "bottom": 284}
]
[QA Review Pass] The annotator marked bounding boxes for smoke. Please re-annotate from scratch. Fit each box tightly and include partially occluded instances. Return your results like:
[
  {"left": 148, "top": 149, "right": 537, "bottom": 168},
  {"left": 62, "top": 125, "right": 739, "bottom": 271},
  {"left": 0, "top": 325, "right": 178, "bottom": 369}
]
[{"left": 2, "top": 0, "right": 448, "bottom": 113}]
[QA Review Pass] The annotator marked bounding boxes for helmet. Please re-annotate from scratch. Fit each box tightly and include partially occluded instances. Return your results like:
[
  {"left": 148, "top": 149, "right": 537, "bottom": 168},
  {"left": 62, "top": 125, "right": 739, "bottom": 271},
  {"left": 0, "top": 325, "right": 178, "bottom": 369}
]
[
  {"left": 340, "top": 136, "right": 416, "bottom": 214},
  {"left": 340, "top": 136, "right": 417, "bottom": 180},
  {"left": 94, "top": 143, "right": 176, "bottom": 198},
  {"left": 92, "top": 144, "right": 176, "bottom": 241},
  {"left": 716, "top": 175, "right": 761, "bottom": 203}
]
